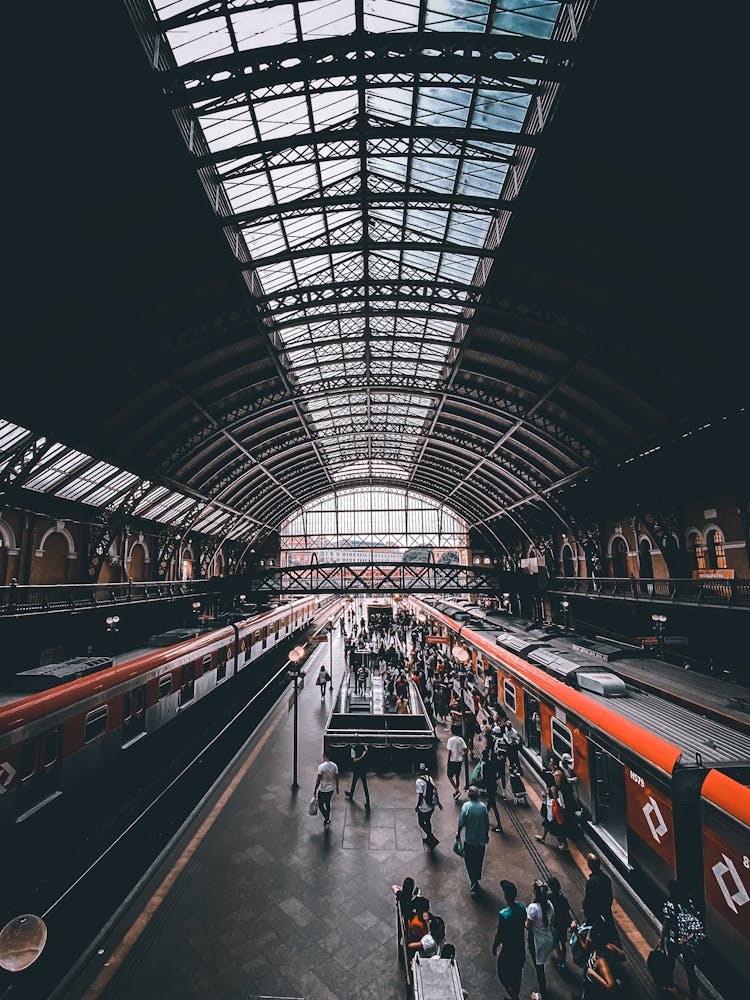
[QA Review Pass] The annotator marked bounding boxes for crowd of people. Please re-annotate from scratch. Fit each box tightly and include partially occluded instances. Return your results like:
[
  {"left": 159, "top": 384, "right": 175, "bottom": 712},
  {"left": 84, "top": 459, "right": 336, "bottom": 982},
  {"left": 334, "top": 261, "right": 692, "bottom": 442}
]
[{"left": 312, "top": 602, "right": 703, "bottom": 999}]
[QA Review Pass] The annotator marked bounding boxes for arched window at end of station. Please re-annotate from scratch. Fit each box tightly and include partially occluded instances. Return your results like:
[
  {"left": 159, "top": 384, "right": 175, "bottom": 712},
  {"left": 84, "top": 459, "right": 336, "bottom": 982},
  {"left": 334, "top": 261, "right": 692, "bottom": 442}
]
[{"left": 279, "top": 487, "right": 470, "bottom": 567}]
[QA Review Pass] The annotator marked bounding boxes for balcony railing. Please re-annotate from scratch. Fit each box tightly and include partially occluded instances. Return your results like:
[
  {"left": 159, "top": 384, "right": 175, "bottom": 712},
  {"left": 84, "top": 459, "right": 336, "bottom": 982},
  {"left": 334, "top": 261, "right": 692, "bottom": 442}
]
[
  {"left": 548, "top": 576, "right": 750, "bottom": 608},
  {"left": 0, "top": 580, "right": 216, "bottom": 616}
]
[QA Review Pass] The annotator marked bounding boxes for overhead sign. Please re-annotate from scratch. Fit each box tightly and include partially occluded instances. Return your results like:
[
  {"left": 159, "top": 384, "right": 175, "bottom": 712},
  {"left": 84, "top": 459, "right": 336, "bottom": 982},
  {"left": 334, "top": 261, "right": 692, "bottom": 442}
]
[
  {"left": 425, "top": 636, "right": 447, "bottom": 645},
  {"left": 309, "top": 634, "right": 328, "bottom": 643}
]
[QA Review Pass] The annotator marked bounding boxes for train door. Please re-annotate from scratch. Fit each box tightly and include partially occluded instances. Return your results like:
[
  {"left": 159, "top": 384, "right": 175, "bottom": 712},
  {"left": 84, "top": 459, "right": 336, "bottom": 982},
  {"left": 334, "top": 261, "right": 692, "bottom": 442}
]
[
  {"left": 590, "top": 741, "right": 628, "bottom": 857},
  {"left": 16, "top": 727, "right": 62, "bottom": 818},
  {"left": 122, "top": 685, "right": 147, "bottom": 746},
  {"left": 524, "top": 692, "right": 541, "bottom": 755}
]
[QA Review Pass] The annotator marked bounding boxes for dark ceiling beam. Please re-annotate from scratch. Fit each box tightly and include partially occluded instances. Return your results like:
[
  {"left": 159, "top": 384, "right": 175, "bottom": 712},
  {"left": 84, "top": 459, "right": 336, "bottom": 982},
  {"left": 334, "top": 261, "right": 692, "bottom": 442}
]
[
  {"left": 195, "top": 125, "right": 540, "bottom": 169},
  {"left": 261, "top": 278, "right": 482, "bottom": 310},
  {"left": 245, "top": 239, "right": 493, "bottom": 271},
  {"left": 163, "top": 32, "right": 570, "bottom": 105},
  {"left": 225, "top": 191, "right": 512, "bottom": 227}
]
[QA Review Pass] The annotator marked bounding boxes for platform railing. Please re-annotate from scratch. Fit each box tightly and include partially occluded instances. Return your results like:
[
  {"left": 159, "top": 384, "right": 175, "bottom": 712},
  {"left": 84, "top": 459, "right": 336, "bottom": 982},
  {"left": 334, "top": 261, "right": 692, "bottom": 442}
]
[
  {"left": 0, "top": 579, "right": 216, "bottom": 616},
  {"left": 547, "top": 575, "right": 750, "bottom": 608}
]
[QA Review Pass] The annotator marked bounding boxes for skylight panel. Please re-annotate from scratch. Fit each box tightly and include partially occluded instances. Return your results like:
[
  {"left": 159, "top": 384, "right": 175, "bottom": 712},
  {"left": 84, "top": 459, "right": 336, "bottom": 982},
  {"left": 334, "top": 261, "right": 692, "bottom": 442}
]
[
  {"left": 255, "top": 96, "right": 310, "bottom": 141},
  {"left": 493, "top": 2, "right": 561, "bottom": 39},
  {"left": 364, "top": 0, "right": 420, "bottom": 32},
  {"left": 166, "top": 21, "right": 232, "bottom": 67},
  {"left": 425, "top": 0, "right": 491, "bottom": 32},
  {"left": 231, "top": 7, "right": 298, "bottom": 50},
  {"left": 299, "top": 0, "right": 356, "bottom": 38}
]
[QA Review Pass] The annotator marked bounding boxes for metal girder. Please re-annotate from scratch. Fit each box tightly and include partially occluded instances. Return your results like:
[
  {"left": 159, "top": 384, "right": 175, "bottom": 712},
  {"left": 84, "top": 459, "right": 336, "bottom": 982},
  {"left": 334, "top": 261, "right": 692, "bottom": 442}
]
[
  {"left": 199, "top": 124, "right": 539, "bottom": 172},
  {"left": 243, "top": 561, "right": 516, "bottom": 596},
  {"left": 0, "top": 434, "right": 55, "bottom": 494},
  {"left": 243, "top": 238, "right": 493, "bottom": 272},
  {"left": 164, "top": 31, "right": 571, "bottom": 106},
  {"left": 85, "top": 477, "right": 157, "bottom": 581},
  {"left": 220, "top": 135, "right": 517, "bottom": 181},
  {"left": 261, "top": 279, "right": 482, "bottom": 312},
  {"left": 224, "top": 191, "right": 513, "bottom": 228}
]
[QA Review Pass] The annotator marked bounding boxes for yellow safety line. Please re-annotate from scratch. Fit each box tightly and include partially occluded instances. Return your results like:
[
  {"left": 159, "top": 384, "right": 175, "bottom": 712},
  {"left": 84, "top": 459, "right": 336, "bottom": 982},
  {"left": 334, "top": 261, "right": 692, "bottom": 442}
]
[
  {"left": 81, "top": 699, "right": 289, "bottom": 1000},
  {"left": 524, "top": 784, "right": 652, "bottom": 960}
]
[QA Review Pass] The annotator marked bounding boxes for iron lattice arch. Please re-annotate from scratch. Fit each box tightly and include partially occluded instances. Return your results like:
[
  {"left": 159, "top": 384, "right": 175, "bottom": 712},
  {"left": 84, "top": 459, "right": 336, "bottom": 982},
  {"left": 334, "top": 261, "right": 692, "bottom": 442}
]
[
  {"left": 121, "top": 0, "right": 604, "bottom": 554},
  {"left": 243, "top": 561, "right": 518, "bottom": 596}
]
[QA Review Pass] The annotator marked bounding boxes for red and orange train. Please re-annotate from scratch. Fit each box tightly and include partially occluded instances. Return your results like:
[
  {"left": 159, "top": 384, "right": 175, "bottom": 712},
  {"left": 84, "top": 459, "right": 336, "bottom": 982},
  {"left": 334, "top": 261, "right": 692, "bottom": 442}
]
[
  {"left": 0, "top": 596, "right": 317, "bottom": 827},
  {"left": 409, "top": 596, "right": 750, "bottom": 990}
]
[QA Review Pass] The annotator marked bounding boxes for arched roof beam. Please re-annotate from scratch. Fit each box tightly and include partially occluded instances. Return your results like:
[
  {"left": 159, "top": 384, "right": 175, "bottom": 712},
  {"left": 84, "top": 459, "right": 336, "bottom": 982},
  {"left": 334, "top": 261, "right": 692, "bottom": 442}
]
[
  {"left": 226, "top": 191, "right": 513, "bottom": 228},
  {"left": 163, "top": 32, "right": 571, "bottom": 108}
]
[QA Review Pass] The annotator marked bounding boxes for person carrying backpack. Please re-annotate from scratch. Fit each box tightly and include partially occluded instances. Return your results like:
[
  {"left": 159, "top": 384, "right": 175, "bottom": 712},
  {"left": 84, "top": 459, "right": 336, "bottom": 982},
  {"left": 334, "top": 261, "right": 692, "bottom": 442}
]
[
  {"left": 660, "top": 880, "right": 706, "bottom": 1000},
  {"left": 415, "top": 762, "right": 442, "bottom": 849}
]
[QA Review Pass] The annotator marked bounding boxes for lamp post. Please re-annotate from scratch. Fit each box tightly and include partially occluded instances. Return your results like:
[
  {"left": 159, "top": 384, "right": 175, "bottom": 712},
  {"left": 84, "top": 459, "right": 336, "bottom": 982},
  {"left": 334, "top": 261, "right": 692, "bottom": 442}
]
[
  {"left": 327, "top": 617, "right": 334, "bottom": 681},
  {"left": 452, "top": 644, "right": 471, "bottom": 788},
  {"left": 191, "top": 600, "right": 202, "bottom": 630},
  {"left": 288, "top": 645, "right": 306, "bottom": 790},
  {"left": 651, "top": 613, "right": 668, "bottom": 660},
  {"left": 105, "top": 615, "right": 120, "bottom": 666},
  {"left": 560, "top": 600, "right": 570, "bottom": 630}
]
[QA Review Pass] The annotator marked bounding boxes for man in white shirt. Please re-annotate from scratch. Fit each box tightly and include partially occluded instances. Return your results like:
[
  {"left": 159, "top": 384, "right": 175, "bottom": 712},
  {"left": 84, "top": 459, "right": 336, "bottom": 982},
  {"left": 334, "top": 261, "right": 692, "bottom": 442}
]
[
  {"left": 446, "top": 732, "right": 467, "bottom": 799},
  {"left": 314, "top": 751, "right": 339, "bottom": 830}
]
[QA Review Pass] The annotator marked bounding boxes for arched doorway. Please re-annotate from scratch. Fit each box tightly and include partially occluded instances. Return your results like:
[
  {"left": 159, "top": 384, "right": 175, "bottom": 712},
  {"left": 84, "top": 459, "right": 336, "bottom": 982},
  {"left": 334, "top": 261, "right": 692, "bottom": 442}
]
[
  {"left": 0, "top": 536, "right": 6, "bottom": 586},
  {"left": 129, "top": 542, "right": 147, "bottom": 581},
  {"left": 561, "top": 543, "right": 576, "bottom": 578},
  {"left": 30, "top": 531, "right": 70, "bottom": 585},
  {"left": 611, "top": 536, "right": 628, "bottom": 578},
  {"left": 638, "top": 538, "right": 654, "bottom": 579}
]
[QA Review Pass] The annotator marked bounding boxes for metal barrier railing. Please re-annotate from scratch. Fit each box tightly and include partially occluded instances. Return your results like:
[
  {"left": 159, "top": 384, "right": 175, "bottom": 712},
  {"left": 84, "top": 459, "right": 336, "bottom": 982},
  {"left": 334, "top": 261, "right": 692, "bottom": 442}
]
[
  {"left": 0, "top": 579, "right": 216, "bottom": 616},
  {"left": 547, "top": 576, "right": 750, "bottom": 607}
]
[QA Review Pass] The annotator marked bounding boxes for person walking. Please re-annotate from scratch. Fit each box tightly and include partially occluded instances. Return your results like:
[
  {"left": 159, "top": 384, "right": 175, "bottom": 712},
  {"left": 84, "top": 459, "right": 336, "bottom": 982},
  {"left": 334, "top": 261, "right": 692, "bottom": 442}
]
[
  {"left": 492, "top": 879, "right": 526, "bottom": 1000},
  {"left": 547, "top": 875, "right": 574, "bottom": 972},
  {"left": 583, "top": 853, "right": 620, "bottom": 945},
  {"left": 345, "top": 743, "right": 370, "bottom": 808},
  {"left": 314, "top": 751, "right": 339, "bottom": 830},
  {"left": 526, "top": 879, "right": 556, "bottom": 999},
  {"left": 316, "top": 664, "right": 330, "bottom": 699},
  {"left": 481, "top": 747, "right": 504, "bottom": 832},
  {"left": 456, "top": 785, "right": 490, "bottom": 894},
  {"left": 446, "top": 730, "right": 467, "bottom": 799},
  {"left": 415, "top": 762, "right": 442, "bottom": 849}
]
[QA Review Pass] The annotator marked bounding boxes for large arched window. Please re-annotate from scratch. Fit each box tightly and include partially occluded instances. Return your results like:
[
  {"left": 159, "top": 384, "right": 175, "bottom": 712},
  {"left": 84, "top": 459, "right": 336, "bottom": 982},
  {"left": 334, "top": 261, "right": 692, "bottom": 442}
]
[
  {"left": 638, "top": 538, "right": 654, "bottom": 579},
  {"left": 705, "top": 529, "right": 727, "bottom": 570},
  {"left": 561, "top": 543, "right": 576, "bottom": 578},
  {"left": 280, "top": 488, "right": 469, "bottom": 565},
  {"left": 687, "top": 532, "right": 706, "bottom": 572},
  {"left": 611, "top": 536, "right": 628, "bottom": 578}
]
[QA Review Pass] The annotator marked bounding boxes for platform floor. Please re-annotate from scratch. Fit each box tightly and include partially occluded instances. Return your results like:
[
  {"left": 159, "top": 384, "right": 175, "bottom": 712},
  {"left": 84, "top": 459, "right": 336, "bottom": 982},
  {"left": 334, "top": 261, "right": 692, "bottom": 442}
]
[{"left": 64, "top": 631, "right": 678, "bottom": 1000}]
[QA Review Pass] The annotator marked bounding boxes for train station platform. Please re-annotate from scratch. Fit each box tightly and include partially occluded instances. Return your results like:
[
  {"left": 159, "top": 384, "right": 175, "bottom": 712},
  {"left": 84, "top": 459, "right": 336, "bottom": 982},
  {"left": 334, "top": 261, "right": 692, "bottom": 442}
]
[{"left": 60, "top": 628, "right": 690, "bottom": 1000}]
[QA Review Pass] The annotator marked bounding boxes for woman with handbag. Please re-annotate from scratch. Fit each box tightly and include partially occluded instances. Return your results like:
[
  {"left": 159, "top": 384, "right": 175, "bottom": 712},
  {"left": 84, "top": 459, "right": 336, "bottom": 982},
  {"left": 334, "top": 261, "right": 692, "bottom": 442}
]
[
  {"left": 660, "top": 880, "right": 705, "bottom": 1000},
  {"left": 526, "top": 879, "right": 556, "bottom": 999},
  {"left": 535, "top": 787, "right": 568, "bottom": 850}
]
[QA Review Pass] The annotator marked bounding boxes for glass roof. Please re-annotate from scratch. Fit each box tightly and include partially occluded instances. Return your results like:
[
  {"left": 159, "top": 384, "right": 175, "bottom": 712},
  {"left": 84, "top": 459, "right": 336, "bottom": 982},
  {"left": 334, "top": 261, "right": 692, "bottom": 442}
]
[
  {"left": 137, "top": 0, "right": 581, "bottom": 486},
  {"left": 0, "top": 418, "right": 258, "bottom": 542}
]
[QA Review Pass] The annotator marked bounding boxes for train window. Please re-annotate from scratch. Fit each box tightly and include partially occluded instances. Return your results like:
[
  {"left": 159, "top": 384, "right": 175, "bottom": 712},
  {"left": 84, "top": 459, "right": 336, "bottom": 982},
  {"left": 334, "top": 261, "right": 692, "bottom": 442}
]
[
  {"left": 202, "top": 654, "right": 212, "bottom": 670},
  {"left": 504, "top": 680, "right": 516, "bottom": 713},
  {"left": 217, "top": 650, "right": 227, "bottom": 682},
  {"left": 179, "top": 664, "right": 195, "bottom": 706},
  {"left": 551, "top": 718, "right": 573, "bottom": 764},
  {"left": 43, "top": 729, "right": 60, "bottom": 768},
  {"left": 85, "top": 706, "right": 109, "bottom": 743},
  {"left": 158, "top": 675, "right": 172, "bottom": 700},
  {"left": 123, "top": 692, "right": 133, "bottom": 722},
  {"left": 19, "top": 740, "right": 37, "bottom": 781}
]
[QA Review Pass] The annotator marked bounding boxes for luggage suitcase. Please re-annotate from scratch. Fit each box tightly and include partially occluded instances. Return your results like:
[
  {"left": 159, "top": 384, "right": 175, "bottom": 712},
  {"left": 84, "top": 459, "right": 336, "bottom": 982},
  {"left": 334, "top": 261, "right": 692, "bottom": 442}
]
[{"left": 509, "top": 772, "right": 527, "bottom": 803}]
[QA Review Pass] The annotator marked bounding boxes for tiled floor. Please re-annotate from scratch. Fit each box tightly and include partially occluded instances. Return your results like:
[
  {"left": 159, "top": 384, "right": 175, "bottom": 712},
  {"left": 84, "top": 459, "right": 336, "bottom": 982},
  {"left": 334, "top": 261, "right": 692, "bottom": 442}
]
[{"left": 73, "top": 632, "right": 664, "bottom": 1000}]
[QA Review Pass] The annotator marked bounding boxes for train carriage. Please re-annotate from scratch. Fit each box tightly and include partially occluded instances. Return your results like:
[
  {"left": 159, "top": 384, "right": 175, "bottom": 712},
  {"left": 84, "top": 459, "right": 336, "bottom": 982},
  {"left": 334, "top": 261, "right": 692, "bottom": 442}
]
[
  {"left": 408, "top": 595, "right": 750, "bottom": 986},
  {"left": 0, "top": 596, "right": 317, "bottom": 827}
]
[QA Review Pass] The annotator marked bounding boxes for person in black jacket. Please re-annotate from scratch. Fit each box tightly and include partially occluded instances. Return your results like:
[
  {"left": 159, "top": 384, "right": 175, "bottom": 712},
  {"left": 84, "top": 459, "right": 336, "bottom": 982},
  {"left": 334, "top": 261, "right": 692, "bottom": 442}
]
[{"left": 582, "top": 854, "right": 620, "bottom": 945}]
